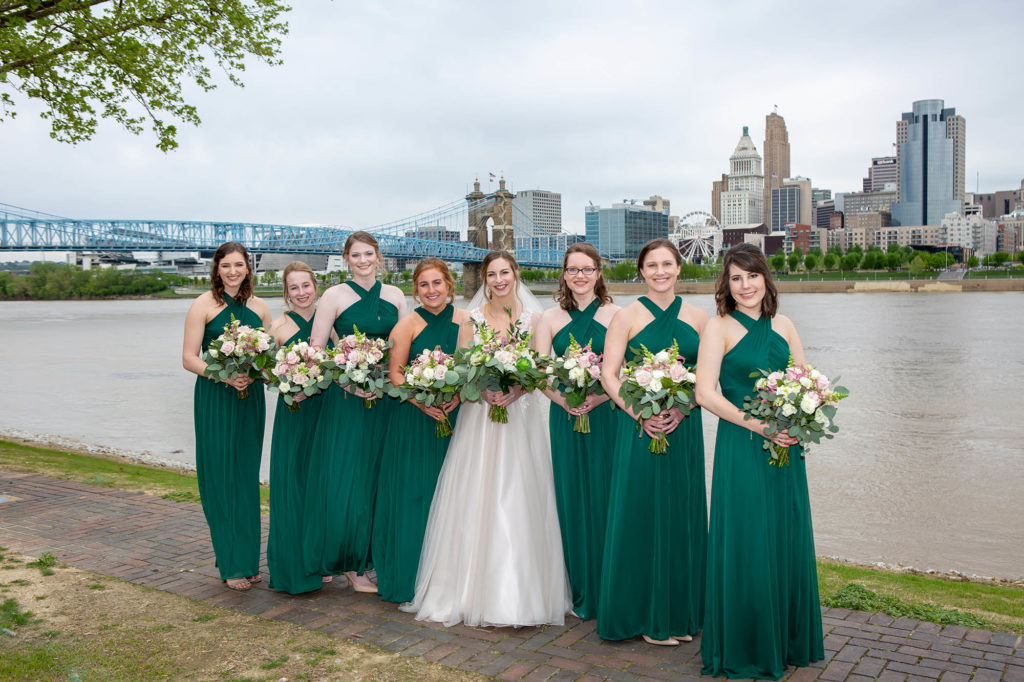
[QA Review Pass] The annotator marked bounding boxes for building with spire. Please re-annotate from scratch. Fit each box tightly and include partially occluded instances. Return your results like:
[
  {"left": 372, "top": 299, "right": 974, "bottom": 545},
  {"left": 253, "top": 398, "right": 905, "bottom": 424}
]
[
  {"left": 891, "top": 99, "right": 966, "bottom": 226},
  {"left": 763, "top": 111, "right": 790, "bottom": 227},
  {"left": 719, "top": 126, "right": 764, "bottom": 226}
]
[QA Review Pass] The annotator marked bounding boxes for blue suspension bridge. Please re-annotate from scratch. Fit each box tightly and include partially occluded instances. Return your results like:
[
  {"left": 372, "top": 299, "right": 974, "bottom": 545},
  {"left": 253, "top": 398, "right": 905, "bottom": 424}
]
[{"left": 0, "top": 193, "right": 576, "bottom": 268}]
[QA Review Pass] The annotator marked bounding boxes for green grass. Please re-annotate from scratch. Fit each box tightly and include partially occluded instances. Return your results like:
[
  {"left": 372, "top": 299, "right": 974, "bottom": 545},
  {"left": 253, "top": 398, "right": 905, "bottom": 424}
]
[
  {"left": 0, "top": 439, "right": 269, "bottom": 512},
  {"left": 817, "top": 559, "right": 1024, "bottom": 634},
  {"left": 1, "top": 597, "right": 33, "bottom": 630},
  {"left": 25, "top": 553, "right": 57, "bottom": 577}
]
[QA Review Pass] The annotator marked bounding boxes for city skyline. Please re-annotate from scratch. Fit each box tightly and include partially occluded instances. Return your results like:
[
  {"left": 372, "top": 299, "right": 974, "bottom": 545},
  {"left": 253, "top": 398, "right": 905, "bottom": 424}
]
[{"left": 1, "top": 1, "right": 1021, "bottom": 234}]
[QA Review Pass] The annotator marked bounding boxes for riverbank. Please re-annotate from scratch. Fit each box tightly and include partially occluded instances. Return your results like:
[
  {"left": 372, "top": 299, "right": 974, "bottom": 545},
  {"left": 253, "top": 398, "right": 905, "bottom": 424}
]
[
  {"left": 592, "top": 278, "right": 1024, "bottom": 295},
  {"left": 2, "top": 438, "right": 1022, "bottom": 615}
]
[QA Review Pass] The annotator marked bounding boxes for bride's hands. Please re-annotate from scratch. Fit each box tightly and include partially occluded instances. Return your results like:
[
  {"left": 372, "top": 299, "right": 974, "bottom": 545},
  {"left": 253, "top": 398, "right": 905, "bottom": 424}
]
[{"left": 482, "top": 386, "right": 523, "bottom": 407}]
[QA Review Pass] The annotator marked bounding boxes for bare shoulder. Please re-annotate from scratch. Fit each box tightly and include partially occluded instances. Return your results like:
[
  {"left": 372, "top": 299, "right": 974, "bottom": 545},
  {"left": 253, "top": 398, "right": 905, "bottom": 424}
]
[
  {"left": 539, "top": 306, "right": 570, "bottom": 326},
  {"left": 451, "top": 306, "right": 471, "bottom": 326},
  {"left": 771, "top": 312, "right": 797, "bottom": 337},
  {"left": 188, "top": 290, "right": 215, "bottom": 313},
  {"left": 270, "top": 313, "right": 290, "bottom": 331},
  {"left": 681, "top": 300, "right": 710, "bottom": 324},
  {"left": 595, "top": 302, "right": 620, "bottom": 325},
  {"left": 380, "top": 283, "right": 406, "bottom": 305}
]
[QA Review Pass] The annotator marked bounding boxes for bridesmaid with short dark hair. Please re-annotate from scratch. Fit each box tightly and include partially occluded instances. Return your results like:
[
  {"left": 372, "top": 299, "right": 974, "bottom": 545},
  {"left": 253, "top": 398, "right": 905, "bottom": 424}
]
[
  {"left": 695, "top": 242, "right": 823, "bottom": 679},
  {"left": 181, "top": 242, "right": 271, "bottom": 592}
]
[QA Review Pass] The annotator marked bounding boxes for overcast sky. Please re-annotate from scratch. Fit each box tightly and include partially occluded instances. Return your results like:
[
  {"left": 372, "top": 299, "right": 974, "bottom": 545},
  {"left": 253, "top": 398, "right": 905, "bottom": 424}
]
[{"left": 1, "top": 0, "right": 1021, "bottom": 234}]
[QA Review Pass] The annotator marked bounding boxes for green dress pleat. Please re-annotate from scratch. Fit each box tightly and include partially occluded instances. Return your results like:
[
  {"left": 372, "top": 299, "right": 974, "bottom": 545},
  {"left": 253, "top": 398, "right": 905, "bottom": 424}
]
[
  {"left": 193, "top": 293, "right": 266, "bottom": 581},
  {"left": 700, "top": 311, "right": 824, "bottom": 680},
  {"left": 373, "top": 304, "right": 460, "bottom": 602},
  {"left": 303, "top": 280, "right": 399, "bottom": 576},
  {"left": 597, "top": 296, "right": 706, "bottom": 641},
  {"left": 268, "top": 312, "right": 323, "bottom": 594},
  {"left": 548, "top": 299, "right": 614, "bottom": 620}
]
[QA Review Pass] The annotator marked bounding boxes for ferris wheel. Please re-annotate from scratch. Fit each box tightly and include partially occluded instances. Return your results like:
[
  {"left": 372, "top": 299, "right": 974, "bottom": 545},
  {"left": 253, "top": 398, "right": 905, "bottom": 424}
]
[{"left": 672, "top": 211, "right": 722, "bottom": 263}]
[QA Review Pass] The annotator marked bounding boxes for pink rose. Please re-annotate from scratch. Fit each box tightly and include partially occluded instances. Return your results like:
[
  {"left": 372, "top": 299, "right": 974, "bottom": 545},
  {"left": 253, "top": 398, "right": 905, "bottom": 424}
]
[
  {"left": 668, "top": 362, "right": 687, "bottom": 383},
  {"left": 588, "top": 366, "right": 601, "bottom": 380},
  {"left": 634, "top": 369, "right": 653, "bottom": 388},
  {"left": 220, "top": 341, "right": 235, "bottom": 355}
]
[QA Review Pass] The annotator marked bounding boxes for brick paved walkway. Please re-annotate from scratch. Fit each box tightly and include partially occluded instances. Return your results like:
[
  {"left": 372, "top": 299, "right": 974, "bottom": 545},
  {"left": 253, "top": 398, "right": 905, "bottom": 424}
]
[{"left": 1, "top": 470, "right": 1021, "bottom": 682}]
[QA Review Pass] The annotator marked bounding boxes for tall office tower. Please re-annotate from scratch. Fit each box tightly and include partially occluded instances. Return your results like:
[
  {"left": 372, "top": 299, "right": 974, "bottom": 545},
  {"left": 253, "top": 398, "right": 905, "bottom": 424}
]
[
  {"left": 892, "top": 99, "right": 965, "bottom": 226},
  {"left": 770, "top": 177, "right": 812, "bottom": 231},
  {"left": 720, "top": 127, "right": 764, "bottom": 226},
  {"left": 711, "top": 173, "right": 729, "bottom": 223},
  {"left": 864, "top": 157, "right": 898, "bottom": 192},
  {"left": 511, "top": 189, "right": 562, "bottom": 236},
  {"left": 763, "top": 111, "right": 791, "bottom": 228}
]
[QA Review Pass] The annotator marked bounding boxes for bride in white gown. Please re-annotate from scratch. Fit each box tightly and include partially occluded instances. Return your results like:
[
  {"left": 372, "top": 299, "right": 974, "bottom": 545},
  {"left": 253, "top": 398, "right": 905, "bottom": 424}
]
[{"left": 401, "top": 250, "right": 572, "bottom": 627}]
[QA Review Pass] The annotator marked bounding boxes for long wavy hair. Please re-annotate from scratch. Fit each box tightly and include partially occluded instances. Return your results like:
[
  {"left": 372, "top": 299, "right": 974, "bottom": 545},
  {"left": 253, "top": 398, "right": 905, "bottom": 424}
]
[
  {"left": 481, "top": 250, "right": 521, "bottom": 301},
  {"left": 715, "top": 243, "right": 779, "bottom": 318},
  {"left": 412, "top": 257, "right": 456, "bottom": 306},
  {"left": 210, "top": 241, "right": 254, "bottom": 305},
  {"left": 282, "top": 260, "right": 319, "bottom": 310},
  {"left": 636, "top": 238, "right": 682, "bottom": 281},
  {"left": 554, "top": 242, "right": 612, "bottom": 311}
]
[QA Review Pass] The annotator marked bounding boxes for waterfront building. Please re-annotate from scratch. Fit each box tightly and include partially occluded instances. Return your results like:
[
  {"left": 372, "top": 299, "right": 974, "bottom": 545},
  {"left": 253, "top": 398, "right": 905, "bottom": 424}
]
[
  {"left": 941, "top": 212, "right": 997, "bottom": 256},
  {"left": 405, "top": 226, "right": 461, "bottom": 242},
  {"left": 584, "top": 201, "right": 668, "bottom": 260},
  {"left": 512, "top": 189, "right": 562, "bottom": 236},
  {"left": 967, "top": 181, "right": 1024, "bottom": 219},
  {"left": 783, "top": 223, "right": 825, "bottom": 254},
  {"left": 830, "top": 212, "right": 844, "bottom": 230},
  {"left": 763, "top": 111, "right": 791, "bottom": 228},
  {"left": 892, "top": 99, "right": 966, "bottom": 226},
  {"left": 770, "top": 177, "right": 813, "bottom": 231},
  {"left": 870, "top": 224, "right": 943, "bottom": 250},
  {"left": 711, "top": 173, "right": 728, "bottom": 224},
  {"left": 722, "top": 223, "right": 767, "bottom": 250},
  {"left": 996, "top": 214, "right": 1023, "bottom": 253},
  {"left": 719, "top": 127, "right": 764, "bottom": 226},
  {"left": 814, "top": 199, "right": 835, "bottom": 230},
  {"left": 863, "top": 157, "right": 898, "bottom": 193},
  {"left": 836, "top": 189, "right": 897, "bottom": 217},
  {"left": 846, "top": 211, "right": 892, "bottom": 231}
]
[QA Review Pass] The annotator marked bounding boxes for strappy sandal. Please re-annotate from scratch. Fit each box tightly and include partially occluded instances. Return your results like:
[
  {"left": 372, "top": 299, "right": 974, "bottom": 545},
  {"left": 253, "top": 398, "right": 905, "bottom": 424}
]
[
  {"left": 224, "top": 577, "right": 252, "bottom": 592},
  {"left": 246, "top": 575, "right": 262, "bottom": 584}
]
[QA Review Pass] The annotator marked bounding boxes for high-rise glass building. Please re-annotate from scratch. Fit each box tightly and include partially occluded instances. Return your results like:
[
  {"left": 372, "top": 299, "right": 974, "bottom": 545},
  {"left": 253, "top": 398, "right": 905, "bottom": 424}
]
[
  {"left": 891, "top": 99, "right": 965, "bottom": 226},
  {"left": 584, "top": 202, "right": 668, "bottom": 259},
  {"left": 512, "top": 189, "right": 562, "bottom": 236}
]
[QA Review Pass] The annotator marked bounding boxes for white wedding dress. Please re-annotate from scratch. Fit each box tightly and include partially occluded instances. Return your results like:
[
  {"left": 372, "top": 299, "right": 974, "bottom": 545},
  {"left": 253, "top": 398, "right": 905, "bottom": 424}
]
[{"left": 401, "top": 308, "right": 572, "bottom": 627}]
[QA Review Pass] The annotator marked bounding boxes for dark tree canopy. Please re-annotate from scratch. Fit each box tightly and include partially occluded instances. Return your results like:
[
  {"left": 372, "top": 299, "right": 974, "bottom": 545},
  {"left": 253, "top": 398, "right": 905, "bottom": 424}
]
[{"left": 0, "top": 1, "right": 290, "bottom": 151}]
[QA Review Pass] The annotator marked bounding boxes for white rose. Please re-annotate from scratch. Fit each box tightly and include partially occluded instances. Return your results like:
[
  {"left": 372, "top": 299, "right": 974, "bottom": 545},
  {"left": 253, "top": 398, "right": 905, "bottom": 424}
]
[
  {"left": 568, "top": 367, "right": 585, "bottom": 384},
  {"left": 654, "top": 351, "right": 671, "bottom": 365},
  {"left": 781, "top": 403, "right": 797, "bottom": 417},
  {"left": 799, "top": 376, "right": 813, "bottom": 389},
  {"left": 800, "top": 393, "right": 821, "bottom": 414},
  {"left": 421, "top": 366, "right": 435, "bottom": 382},
  {"left": 563, "top": 357, "right": 578, "bottom": 370},
  {"left": 279, "top": 381, "right": 291, "bottom": 393},
  {"left": 349, "top": 369, "right": 366, "bottom": 383},
  {"left": 810, "top": 369, "right": 821, "bottom": 380},
  {"left": 651, "top": 369, "right": 665, "bottom": 383},
  {"left": 814, "top": 410, "right": 830, "bottom": 427}
]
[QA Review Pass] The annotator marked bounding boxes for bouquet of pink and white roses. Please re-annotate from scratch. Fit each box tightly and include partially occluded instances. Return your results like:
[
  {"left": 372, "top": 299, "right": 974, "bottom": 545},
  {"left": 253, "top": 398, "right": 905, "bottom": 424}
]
[
  {"left": 457, "top": 312, "right": 547, "bottom": 424},
  {"left": 546, "top": 334, "right": 605, "bottom": 434},
  {"left": 741, "top": 361, "right": 848, "bottom": 467},
  {"left": 324, "top": 326, "right": 392, "bottom": 409},
  {"left": 388, "top": 346, "right": 462, "bottom": 437},
  {"left": 202, "top": 316, "right": 275, "bottom": 399},
  {"left": 266, "top": 341, "right": 333, "bottom": 411},
  {"left": 617, "top": 341, "right": 696, "bottom": 454}
]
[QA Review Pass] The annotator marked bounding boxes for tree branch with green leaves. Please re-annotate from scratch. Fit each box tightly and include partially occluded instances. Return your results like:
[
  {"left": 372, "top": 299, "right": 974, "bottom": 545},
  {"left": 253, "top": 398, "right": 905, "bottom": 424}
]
[{"left": 0, "top": 1, "right": 290, "bottom": 151}]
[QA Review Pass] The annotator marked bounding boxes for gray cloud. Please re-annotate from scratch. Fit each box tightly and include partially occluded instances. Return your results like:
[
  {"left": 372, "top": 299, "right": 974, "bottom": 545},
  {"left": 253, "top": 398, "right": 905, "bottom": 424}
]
[{"left": 1, "top": 0, "right": 1021, "bottom": 234}]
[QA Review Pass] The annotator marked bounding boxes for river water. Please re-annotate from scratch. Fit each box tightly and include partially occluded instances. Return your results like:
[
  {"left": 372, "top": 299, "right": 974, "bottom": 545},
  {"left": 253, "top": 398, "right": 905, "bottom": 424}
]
[{"left": 1, "top": 293, "right": 1022, "bottom": 580}]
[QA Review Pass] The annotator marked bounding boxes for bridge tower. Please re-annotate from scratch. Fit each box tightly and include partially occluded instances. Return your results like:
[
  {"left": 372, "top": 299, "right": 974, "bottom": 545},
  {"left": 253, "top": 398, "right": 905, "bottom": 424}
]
[{"left": 463, "top": 176, "right": 516, "bottom": 299}]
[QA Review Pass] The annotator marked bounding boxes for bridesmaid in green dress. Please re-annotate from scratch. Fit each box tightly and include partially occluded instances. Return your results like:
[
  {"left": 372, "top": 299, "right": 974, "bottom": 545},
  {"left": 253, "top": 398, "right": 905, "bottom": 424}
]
[
  {"left": 598, "top": 239, "right": 709, "bottom": 645},
  {"left": 303, "top": 232, "right": 407, "bottom": 593},
  {"left": 372, "top": 258, "right": 468, "bottom": 603},
  {"left": 695, "top": 243, "right": 823, "bottom": 679},
  {"left": 535, "top": 243, "right": 619, "bottom": 620},
  {"left": 181, "top": 242, "right": 271, "bottom": 592},
  {"left": 266, "top": 261, "right": 327, "bottom": 595}
]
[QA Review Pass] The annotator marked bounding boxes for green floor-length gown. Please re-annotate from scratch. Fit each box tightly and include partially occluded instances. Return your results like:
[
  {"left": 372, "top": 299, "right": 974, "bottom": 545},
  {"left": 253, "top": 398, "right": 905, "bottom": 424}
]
[
  {"left": 597, "top": 296, "right": 706, "bottom": 641},
  {"left": 267, "top": 311, "right": 323, "bottom": 595},
  {"left": 372, "top": 304, "right": 460, "bottom": 603},
  {"left": 194, "top": 293, "right": 266, "bottom": 581},
  {"left": 549, "top": 298, "right": 614, "bottom": 620},
  {"left": 303, "top": 280, "right": 398, "bottom": 577},
  {"left": 700, "top": 310, "right": 824, "bottom": 679}
]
